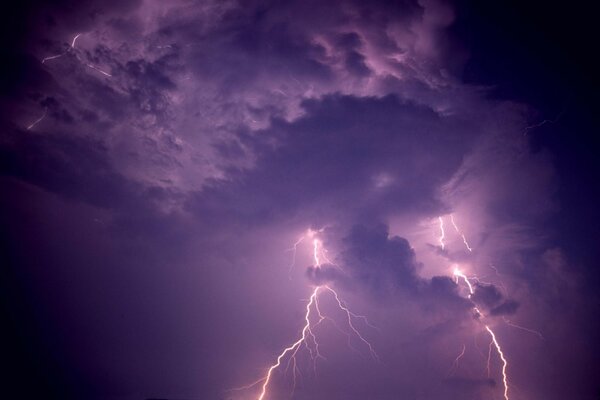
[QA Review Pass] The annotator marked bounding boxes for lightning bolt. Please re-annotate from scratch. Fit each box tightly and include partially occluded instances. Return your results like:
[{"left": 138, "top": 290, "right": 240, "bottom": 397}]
[
  {"left": 485, "top": 326, "right": 509, "bottom": 400},
  {"left": 323, "top": 285, "right": 379, "bottom": 361},
  {"left": 286, "top": 236, "right": 305, "bottom": 278},
  {"left": 438, "top": 216, "right": 445, "bottom": 250},
  {"left": 237, "top": 232, "right": 377, "bottom": 400},
  {"left": 449, "top": 214, "right": 472, "bottom": 252},
  {"left": 523, "top": 104, "right": 567, "bottom": 135},
  {"left": 448, "top": 343, "right": 466, "bottom": 376},
  {"left": 41, "top": 33, "right": 80, "bottom": 64},
  {"left": 454, "top": 266, "right": 510, "bottom": 400},
  {"left": 453, "top": 267, "right": 474, "bottom": 296},
  {"left": 41, "top": 32, "right": 112, "bottom": 77},
  {"left": 486, "top": 339, "right": 493, "bottom": 378},
  {"left": 26, "top": 107, "right": 47, "bottom": 130},
  {"left": 502, "top": 317, "right": 544, "bottom": 340},
  {"left": 255, "top": 287, "right": 323, "bottom": 400}
]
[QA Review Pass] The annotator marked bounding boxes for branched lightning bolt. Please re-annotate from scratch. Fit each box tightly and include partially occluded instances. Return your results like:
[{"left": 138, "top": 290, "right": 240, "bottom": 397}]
[
  {"left": 323, "top": 285, "right": 379, "bottom": 361},
  {"left": 254, "top": 287, "right": 323, "bottom": 400},
  {"left": 453, "top": 267, "right": 474, "bottom": 297},
  {"left": 454, "top": 266, "right": 510, "bottom": 399},
  {"left": 237, "top": 232, "right": 377, "bottom": 400},
  {"left": 42, "top": 32, "right": 112, "bottom": 77},
  {"left": 41, "top": 33, "right": 80, "bottom": 64}
]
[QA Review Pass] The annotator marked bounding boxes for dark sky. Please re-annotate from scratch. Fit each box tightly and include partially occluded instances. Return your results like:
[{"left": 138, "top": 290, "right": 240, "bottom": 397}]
[{"left": 1, "top": 1, "right": 598, "bottom": 399}]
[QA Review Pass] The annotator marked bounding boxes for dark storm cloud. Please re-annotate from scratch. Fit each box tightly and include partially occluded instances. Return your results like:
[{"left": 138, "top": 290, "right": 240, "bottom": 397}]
[
  {"left": 470, "top": 282, "right": 519, "bottom": 316},
  {"left": 489, "top": 300, "right": 518, "bottom": 316},
  {"left": 0, "top": 127, "right": 134, "bottom": 209},
  {"left": 188, "top": 93, "right": 475, "bottom": 228},
  {"left": 307, "top": 223, "right": 472, "bottom": 315},
  {"left": 0, "top": 123, "right": 190, "bottom": 246}
]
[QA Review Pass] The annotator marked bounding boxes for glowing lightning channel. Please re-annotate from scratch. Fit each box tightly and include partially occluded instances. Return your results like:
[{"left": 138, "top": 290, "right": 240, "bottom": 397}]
[
  {"left": 448, "top": 343, "right": 466, "bottom": 376},
  {"left": 502, "top": 317, "right": 544, "bottom": 340},
  {"left": 26, "top": 108, "right": 47, "bottom": 130},
  {"left": 41, "top": 33, "right": 81, "bottom": 64},
  {"left": 453, "top": 267, "right": 474, "bottom": 297},
  {"left": 454, "top": 267, "right": 510, "bottom": 400},
  {"left": 83, "top": 62, "right": 113, "bottom": 77},
  {"left": 323, "top": 285, "right": 379, "bottom": 361},
  {"left": 239, "top": 233, "right": 377, "bottom": 400},
  {"left": 450, "top": 214, "right": 472, "bottom": 252},
  {"left": 41, "top": 32, "right": 112, "bottom": 77},
  {"left": 438, "top": 216, "right": 446, "bottom": 250},
  {"left": 71, "top": 33, "right": 82, "bottom": 48},
  {"left": 255, "top": 287, "right": 323, "bottom": 400},
  {"left": 485, "top": 326, "right": 509, "bottom": 400},
  {"left": 286, "top": 236, "right": 305, "bottom": 278},
  {"left": 313, "top": 239, "right": 321, "bottom": 267}
]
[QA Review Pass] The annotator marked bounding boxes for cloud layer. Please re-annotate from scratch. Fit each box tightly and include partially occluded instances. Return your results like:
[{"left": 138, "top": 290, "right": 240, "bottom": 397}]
[{"left": 1, "top": 0, "right": 597, "bottom": 399}]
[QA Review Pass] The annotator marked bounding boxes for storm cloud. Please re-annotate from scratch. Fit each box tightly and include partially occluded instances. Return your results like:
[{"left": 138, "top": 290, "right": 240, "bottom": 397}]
[{"left": 1, "top": 0, "right": 598, "bottom": 399}]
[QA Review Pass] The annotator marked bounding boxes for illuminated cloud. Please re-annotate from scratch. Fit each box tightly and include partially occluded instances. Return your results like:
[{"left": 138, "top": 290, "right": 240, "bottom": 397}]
[{"left": 0, "top": 0, "right": 597, "bottom": 399}]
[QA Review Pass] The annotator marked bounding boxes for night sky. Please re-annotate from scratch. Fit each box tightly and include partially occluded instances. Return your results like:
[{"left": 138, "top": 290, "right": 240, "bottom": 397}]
[{"left": 1, "top": 1, "right": 598, "bottom": 399}]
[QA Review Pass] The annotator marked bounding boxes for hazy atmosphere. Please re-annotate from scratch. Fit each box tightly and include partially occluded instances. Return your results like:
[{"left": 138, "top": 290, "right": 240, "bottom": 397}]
[{"left": 1, "top": 1, "right": 598, "bottom": 399}]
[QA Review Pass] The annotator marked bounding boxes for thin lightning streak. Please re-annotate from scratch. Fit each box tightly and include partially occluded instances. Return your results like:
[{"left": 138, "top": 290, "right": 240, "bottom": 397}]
[
  {"left": 448, "top": 344, "right": 466, "bottom": 376},
  {"left": 26, "top": 108, "right": 47, "bottom": 130},
  {"left": 228, "top": 378, "right": 266, "bottom": 392},
  {"left": 320, "top": 246, "right": 339, "bottom": 268},
  {"left": 313, "top": 239, "right": 377, "bottom": 358},
  {"left": 450, "top": 214, "right": 472, "bottom": 252},
  {"left": 469, "top": 275, "right": 509, "bottom": 301},
  {"left": 503, "top": 318, "right": 544, "bottom": 340},
  {"left": 286, "top": 236, "right": 305, "bottom": 278},
  {"left": 41, "top": 53, "right": 66, "bottom": 64},
  {"left": 486, "top": 339, "right": 493, "bottom": 378},
  {"left": 523, "top": 105, "right": 567, "bottom": 135},
  {"left": 71, "top": 33, "right": 82, "bottom": 48},
  {"left": 324, "top": 285, "right": 379, "bottom": 361},
  {"left": 313, "top": 239, "right": 321, "bottom": 267},
  {"left": 83, "top": 62, "right": 113, "bottom": 77},
  {"left": 489, "top": 264, "right": 503, "bottom": 277},
  {"left": 485, "top": 326, "right": 509, "bottom": 400},
  {"left": 438, "top": 216, "right": 445, "bottom": 249}
]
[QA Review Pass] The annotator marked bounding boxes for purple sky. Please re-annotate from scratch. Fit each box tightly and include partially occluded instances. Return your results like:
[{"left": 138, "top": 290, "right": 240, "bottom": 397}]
[{"left": 1, "top": 1, "right": 599, "bottom": 399}]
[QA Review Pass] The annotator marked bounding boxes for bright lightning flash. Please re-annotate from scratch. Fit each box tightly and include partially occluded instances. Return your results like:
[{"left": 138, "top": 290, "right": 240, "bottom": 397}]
[
  {"left": 438, "top": 216, "right": 445, "bottom": 250},
  {"left": 485, "top": 326, "right": 509, "bottom": 400},
  {"left": 453, "top": 266, "right": 510, "bottom": 400},
  {"left": 238, "top": 233, "right": 377, "bottom": 400}
]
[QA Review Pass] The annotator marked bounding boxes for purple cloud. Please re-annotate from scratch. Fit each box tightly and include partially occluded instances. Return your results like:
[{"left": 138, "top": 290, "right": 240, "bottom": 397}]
[{"left": 0, "top": 0, "right": 597, "bottom": 399}]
